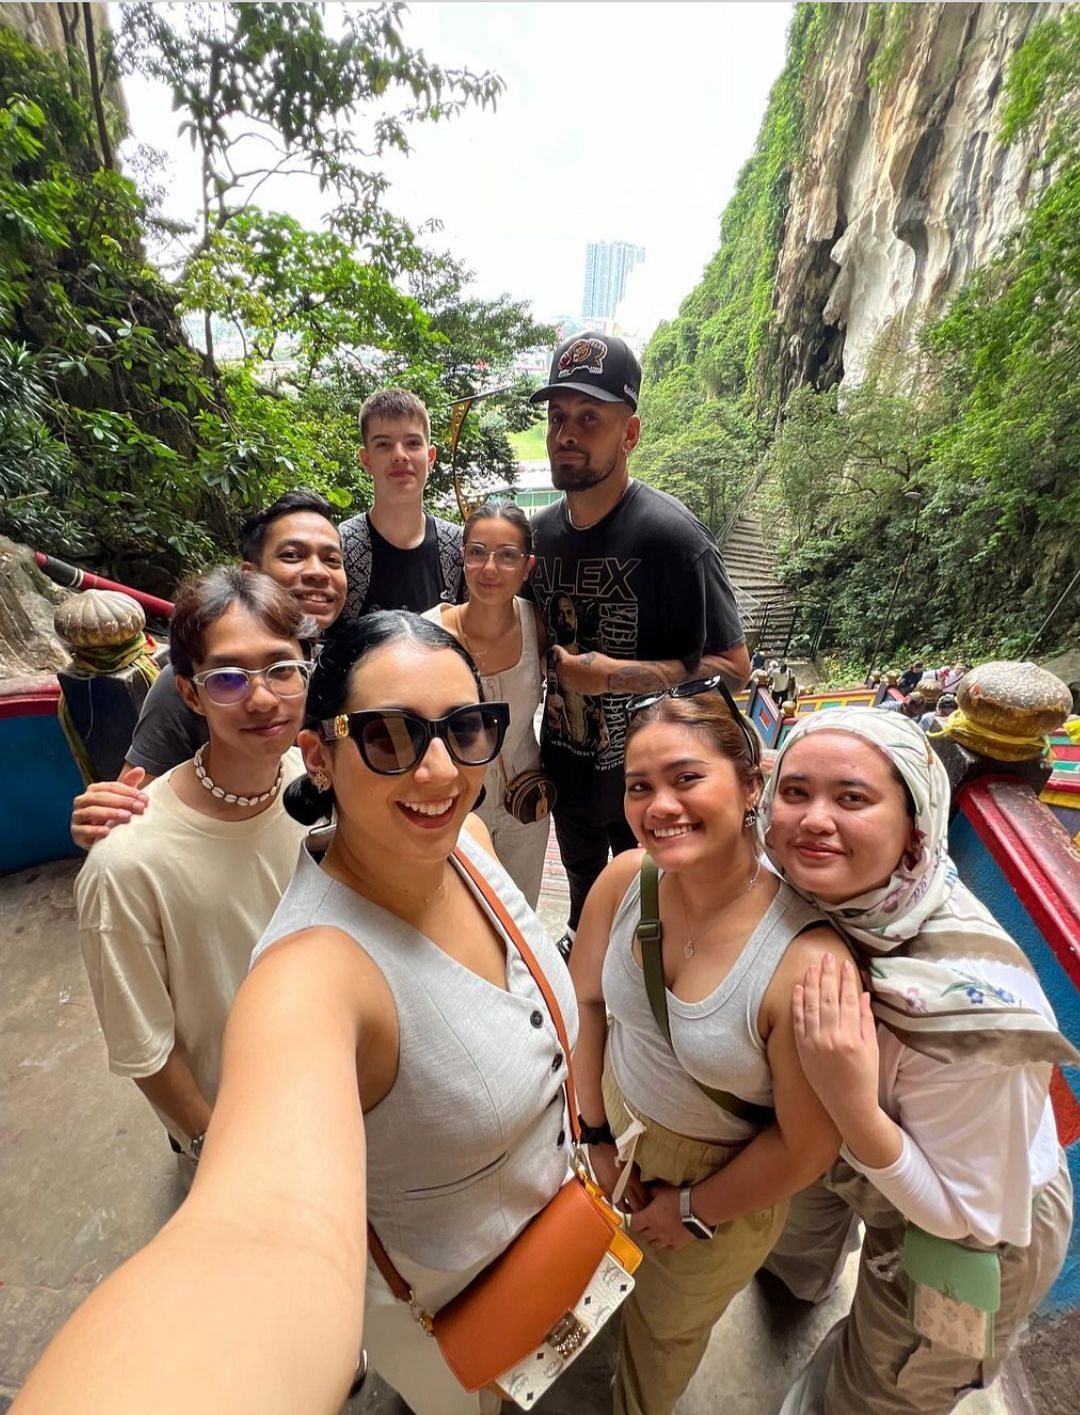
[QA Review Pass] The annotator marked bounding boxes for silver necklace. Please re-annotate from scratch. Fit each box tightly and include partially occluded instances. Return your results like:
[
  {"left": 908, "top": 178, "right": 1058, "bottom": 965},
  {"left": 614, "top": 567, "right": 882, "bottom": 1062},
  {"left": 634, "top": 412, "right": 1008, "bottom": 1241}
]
[
  {"left": 677, "top": 859, "right": 762, "bottom": 960},
  {"left": 566, "top": 482, "right": 630, "bottom": 531},
  {"left": 194, "top": 743, "right": 283, "bottom": 808}
]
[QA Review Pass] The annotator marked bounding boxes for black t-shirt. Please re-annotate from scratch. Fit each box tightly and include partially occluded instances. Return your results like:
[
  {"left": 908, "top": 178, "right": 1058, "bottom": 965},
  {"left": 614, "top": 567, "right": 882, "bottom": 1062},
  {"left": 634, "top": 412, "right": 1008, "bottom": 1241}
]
[
  {"left": 126, "top": 662, "right": 207, "bottom": 775},
  {"left": 529, "top": 481, "right": 745, "bottom": 824},
  {"left": 363, "top": 517, "right": 444, "bottom": 615}
]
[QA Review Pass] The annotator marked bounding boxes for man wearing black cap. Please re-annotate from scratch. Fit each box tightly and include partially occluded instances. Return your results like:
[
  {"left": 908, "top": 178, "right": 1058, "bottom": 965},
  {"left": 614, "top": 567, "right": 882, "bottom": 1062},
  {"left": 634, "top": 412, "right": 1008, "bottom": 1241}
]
[{"left": 528, "top": 332, "right": 750, "bottom": 952}]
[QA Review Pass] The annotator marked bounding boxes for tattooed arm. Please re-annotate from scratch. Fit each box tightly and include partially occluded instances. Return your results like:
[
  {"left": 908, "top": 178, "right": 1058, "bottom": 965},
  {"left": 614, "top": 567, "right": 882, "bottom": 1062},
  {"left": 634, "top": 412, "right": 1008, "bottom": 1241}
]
[{"left": 550, "top": 646, "right": 750, "bottom": 696}]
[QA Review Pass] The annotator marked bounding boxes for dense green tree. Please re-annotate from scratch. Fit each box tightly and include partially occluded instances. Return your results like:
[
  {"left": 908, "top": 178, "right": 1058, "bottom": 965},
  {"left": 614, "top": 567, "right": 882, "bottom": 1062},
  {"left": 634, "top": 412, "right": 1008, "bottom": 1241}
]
[
  {"left": 0, "top": 8, "right": 543, "bottom": 586},
  {"left": 119, "top": 1, "right": 502, "bottom": 362}
]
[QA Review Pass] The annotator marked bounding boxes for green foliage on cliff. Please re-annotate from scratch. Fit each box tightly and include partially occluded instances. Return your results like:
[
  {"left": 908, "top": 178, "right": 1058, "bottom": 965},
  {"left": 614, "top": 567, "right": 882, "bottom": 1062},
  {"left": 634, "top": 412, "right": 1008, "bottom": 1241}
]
[
  {"left": 0, "top": 9, "right": 547, "bottom": 586},
  {"left": 639, "top": 2, "right": 1080, "bottom": 664},
  {"left": 635, "top": 4, "right": 835, "bottom": 534}
]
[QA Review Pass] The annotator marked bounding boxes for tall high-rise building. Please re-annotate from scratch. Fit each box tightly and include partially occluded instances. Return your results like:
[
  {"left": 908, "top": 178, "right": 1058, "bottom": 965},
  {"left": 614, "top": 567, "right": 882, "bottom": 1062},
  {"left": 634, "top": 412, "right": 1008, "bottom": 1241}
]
[{"left": 581, "top": 241, "right": 646, "bottom": 321}]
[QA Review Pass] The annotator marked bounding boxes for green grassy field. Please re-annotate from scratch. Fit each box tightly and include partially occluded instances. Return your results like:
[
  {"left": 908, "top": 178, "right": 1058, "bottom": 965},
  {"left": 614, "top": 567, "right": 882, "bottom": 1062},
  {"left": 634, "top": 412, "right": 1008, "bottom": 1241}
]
[{"left": 508, "top": 422, "right": 548, "bottom": 462}]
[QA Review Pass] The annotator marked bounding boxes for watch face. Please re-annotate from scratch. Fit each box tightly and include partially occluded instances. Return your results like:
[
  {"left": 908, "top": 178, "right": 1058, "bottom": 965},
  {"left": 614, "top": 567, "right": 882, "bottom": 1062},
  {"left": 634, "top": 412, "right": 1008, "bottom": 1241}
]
[{"left": 682, "top": 1216, "right": 714, "bottom": 1242}]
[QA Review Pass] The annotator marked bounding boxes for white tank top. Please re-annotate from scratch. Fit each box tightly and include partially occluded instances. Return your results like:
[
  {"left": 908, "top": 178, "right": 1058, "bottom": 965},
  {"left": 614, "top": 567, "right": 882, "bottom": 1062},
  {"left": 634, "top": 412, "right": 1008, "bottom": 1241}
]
[
  {"left": 603, "top": 872, "right": 824, "bottom": 1143},
  {"left": 423, "top": 598, "right": 543, "bottom": 829}
]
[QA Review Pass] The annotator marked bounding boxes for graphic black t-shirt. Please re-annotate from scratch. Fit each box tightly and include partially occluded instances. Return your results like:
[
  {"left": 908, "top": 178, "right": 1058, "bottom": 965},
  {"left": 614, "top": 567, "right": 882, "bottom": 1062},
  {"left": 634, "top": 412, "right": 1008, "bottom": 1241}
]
[
  {"left": 529, "top": 481, "right": 745, "bottom": 825},
  {"left": 363, "top": 517, "right": 444, "bottom": 615}
]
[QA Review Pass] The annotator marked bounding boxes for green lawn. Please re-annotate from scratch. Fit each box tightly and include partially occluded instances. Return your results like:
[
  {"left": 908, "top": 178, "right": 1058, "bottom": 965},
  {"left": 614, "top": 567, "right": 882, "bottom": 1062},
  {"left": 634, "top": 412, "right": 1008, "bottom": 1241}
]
[{"left": 508, "top": 422, "right": 548, "bottom": 462}]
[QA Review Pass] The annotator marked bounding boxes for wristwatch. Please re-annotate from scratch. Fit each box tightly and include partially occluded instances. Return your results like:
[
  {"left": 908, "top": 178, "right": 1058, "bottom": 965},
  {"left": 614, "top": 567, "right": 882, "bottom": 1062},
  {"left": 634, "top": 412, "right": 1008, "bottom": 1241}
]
[
  {"left": 679, "top": 1185, "right": 715, "bottom": 1241},
  {"left": 577, "top": 1116, "right": 615, "bottom": 1147}
]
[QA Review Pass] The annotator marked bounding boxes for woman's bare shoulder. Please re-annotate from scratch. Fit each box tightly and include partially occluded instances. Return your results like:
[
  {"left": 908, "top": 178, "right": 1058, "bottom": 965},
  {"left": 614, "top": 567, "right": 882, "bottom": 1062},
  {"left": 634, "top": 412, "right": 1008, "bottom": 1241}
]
[
  {"left": 462, "top": 811, "right": 496, "bottom": 856},
  {"left": 777, "top": 922, "right": 854, "bottom": 984}
]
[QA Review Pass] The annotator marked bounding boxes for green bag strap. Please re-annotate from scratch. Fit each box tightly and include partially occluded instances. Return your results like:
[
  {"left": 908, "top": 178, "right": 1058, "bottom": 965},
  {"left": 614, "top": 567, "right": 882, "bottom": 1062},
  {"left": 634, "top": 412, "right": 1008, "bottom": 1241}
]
[{"left": 638, "top": 853, "right": 775, "bottom": 1130}]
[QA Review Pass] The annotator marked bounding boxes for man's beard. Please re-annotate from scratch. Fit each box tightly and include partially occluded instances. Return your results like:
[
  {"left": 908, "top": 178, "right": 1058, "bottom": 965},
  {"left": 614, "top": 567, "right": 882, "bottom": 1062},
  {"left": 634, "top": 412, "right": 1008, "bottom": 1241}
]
[{"left": 550, "top": 453, "right": 618, "bottom": 492}]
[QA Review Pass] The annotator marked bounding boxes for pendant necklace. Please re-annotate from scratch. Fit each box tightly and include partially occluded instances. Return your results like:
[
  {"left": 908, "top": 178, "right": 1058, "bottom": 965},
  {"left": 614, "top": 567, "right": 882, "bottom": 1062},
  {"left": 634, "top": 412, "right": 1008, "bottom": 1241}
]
[
  {"left": 678, "top": 859, "right": 762, "bottom": 960},
  {"left": 194, "top": 743, "right": 283, "bottom": 808}
]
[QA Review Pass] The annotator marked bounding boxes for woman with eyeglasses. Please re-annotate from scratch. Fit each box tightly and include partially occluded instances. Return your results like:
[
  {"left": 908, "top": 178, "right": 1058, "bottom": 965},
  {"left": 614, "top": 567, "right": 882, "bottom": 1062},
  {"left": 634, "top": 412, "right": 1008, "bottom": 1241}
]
[
  {"left": 75, "top": 566, "right": 315, "bottom": 1173},
  {"left": 758, "top": 709, "right": 1074, "bottom": 1415},
  {"left": 569, "top": 680, "right": 850, "bottom": 1415},
  {"left": 423, "top": 499, "right": 550, "bottom": 905},
  {"left": 232, "top": 609, "right": 574, "bottom": 1414}
]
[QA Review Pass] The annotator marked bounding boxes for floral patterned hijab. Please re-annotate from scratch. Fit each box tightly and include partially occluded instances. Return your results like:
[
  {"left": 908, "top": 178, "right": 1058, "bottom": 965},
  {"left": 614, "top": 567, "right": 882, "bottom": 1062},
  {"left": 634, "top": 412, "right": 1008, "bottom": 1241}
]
[{"left": 759, "top": 708, "right": 1077, "bottom": 1067}]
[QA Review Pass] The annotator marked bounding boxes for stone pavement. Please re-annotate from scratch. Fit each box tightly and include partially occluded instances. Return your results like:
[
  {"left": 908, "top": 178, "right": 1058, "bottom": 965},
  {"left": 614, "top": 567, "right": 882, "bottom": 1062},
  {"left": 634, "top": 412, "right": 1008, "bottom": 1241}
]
[{"left": 0, "top": 848, "right": 1010, "bottom": 1414}]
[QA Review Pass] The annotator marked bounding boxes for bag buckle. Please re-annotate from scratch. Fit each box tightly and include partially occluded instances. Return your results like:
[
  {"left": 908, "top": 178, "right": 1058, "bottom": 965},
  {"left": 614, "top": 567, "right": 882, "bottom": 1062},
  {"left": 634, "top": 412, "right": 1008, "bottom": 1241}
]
[
  {"left": 637, "top": 920, "right": 663, "bottom": 945},
  {"left": 547, "top": 1311, "right": 589, "bottom": 1360},
  {"left": 407, "top": 1290, "right": 435, "bottom": 1336}
]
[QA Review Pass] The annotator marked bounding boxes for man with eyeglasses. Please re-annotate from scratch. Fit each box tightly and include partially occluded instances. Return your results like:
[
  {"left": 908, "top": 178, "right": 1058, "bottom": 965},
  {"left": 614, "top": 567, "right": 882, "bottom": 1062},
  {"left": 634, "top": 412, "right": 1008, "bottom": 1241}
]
[
  {"left": 74, "top": 568, "right": 315, "bottom": 1178},
  {"left": 528, "top": 333, "right": 750, "bottom": 952},
  {"left": 69, "top": 489, "right": 348, "bottom": 849}
]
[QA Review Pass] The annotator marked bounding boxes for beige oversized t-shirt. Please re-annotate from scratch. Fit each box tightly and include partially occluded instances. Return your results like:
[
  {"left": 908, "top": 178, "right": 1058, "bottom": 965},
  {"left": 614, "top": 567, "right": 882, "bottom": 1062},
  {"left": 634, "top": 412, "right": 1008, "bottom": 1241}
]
[{"left": 75, "top": 749, "right": 306, "bottom": 1143}]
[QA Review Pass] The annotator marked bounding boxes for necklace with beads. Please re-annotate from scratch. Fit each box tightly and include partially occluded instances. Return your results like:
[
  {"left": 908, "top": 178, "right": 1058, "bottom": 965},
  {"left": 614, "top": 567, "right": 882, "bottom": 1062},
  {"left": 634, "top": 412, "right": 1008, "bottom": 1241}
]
[
  {"left": 194, "top": 743, "right": 283, "bottom": 808},
  {"left": 676, "top": 858, "right": 762, "bottom": 960}
]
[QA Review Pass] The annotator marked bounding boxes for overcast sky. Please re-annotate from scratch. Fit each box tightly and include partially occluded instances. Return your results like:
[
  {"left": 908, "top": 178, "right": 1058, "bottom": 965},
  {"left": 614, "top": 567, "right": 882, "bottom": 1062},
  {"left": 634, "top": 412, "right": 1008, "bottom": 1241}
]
[{"left": 119, "top": 2, "right": 793, "bottom": 336}]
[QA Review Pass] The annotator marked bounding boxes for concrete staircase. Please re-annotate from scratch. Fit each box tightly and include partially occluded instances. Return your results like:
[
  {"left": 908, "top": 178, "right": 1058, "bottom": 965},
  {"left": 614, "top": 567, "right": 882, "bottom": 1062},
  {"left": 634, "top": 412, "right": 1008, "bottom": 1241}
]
[{"left": 720, "top": 514, "right": 800, "bottom": 656}]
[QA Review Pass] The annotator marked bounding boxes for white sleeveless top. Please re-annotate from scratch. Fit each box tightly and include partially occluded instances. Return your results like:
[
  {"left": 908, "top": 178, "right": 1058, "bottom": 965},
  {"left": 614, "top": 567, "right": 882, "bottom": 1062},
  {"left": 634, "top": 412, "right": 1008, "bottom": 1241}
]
[
  {"left": 251, "top": 826, "right": 577, "bottom": 1271},
  {"left": 422, "top": 598, "right": 543, "bottom": 828},
  {"left": 603, "top": 872, "right": 824, "bottom": 1144}
]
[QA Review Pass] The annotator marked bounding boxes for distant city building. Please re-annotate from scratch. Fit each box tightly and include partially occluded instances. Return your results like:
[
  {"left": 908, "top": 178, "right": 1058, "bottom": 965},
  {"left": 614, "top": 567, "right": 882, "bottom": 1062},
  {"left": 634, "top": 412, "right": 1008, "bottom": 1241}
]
[{"left": 581, "top": 241, "right": 645, "bottom": 321}]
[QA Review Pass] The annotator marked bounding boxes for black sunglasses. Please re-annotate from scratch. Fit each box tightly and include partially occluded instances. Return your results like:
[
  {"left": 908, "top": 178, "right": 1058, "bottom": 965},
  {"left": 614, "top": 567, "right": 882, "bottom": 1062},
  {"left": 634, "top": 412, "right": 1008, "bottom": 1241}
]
[
  {"left": 318, "top": 702, "right": 510, "bottom": 775},
  {"left": 626, "top": 674, "right": 761, "bottom": 764}
]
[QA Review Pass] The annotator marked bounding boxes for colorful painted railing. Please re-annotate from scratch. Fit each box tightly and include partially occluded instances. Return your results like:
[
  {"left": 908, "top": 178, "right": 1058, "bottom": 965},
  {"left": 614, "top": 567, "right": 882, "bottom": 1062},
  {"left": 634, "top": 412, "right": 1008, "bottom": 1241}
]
[
  {"left": 0, "top": 676, "right": 84, "bottom": 874},
  {"left": 773, "top": 684, "right": 904, "bottom": 746},
  {"left": 1043, "top": 729, "right": 1080, "bottom": 847},
  {"left": 948, "top": 777, "right": 1080, "bottom": 1317}
]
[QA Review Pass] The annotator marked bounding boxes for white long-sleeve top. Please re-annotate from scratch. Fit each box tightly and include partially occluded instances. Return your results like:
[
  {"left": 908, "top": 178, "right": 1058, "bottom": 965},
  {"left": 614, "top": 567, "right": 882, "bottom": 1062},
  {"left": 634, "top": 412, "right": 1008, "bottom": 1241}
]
[{"left": 843, "top": 954, "right": 1061, "bottom": 1247}]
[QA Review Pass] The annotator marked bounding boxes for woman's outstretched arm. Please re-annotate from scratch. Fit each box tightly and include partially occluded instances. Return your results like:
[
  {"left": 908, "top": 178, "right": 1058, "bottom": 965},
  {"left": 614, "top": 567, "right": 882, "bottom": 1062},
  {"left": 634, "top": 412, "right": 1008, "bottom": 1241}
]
[{"left": 14, "top": 928, "right": 369, "bottom": 1415}]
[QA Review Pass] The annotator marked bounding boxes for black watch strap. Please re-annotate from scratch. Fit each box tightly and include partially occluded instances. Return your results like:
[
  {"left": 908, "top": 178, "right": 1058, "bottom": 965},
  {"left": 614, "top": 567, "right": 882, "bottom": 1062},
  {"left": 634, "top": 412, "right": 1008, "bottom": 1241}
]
[{"left": 577, "top": 1115, "right": 615, "bottom": 1146}]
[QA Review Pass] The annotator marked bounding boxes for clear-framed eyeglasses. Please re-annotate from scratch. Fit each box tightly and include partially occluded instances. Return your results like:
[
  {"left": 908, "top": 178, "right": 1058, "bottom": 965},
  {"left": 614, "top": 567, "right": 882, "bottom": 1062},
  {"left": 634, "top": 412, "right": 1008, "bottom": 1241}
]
[
  {"left": 463, "top": 542, "right": 528, "bottom": 571},
  {"left": 190, "top": 660, "right": 313, "bottom": 706}
]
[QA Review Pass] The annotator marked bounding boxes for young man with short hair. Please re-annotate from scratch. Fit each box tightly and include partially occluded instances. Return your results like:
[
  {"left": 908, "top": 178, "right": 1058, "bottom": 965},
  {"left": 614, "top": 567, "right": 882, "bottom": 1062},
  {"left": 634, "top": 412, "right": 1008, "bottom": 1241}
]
[
  {"left": 528, "top": 332, "right": 750, "bottom": 948},
  {"left": 70, "top": 489, "right": 346, "bottom": 847},
  {"left": 338, "top": 388, "right": 465, "bottom": 620}
]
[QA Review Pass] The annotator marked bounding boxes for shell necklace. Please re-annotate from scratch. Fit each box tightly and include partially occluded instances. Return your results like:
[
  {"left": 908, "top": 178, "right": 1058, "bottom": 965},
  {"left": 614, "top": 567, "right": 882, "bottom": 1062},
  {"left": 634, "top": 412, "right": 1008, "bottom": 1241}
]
[
  {"left": 194, "top": 743, "right": 283, "bottom": 808},
  {"left": 677, "top": 858, "right": 762, "bottom": 960}
]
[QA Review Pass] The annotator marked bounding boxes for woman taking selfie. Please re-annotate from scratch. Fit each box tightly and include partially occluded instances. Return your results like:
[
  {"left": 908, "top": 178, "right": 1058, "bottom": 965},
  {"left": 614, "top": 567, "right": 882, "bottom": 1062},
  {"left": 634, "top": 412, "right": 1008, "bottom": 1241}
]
[
  {"left": 257, "top": 611, "right": 576, "bottom": 1414},
  {"left": 570, "top": 678, "right": 849, "bottom": 1415},
  {"left": 424, "top": 499, "right": 550, "bottom": 905},
  {"left": 760, "top": 708, "right": 1075, "bottom": 1415}
]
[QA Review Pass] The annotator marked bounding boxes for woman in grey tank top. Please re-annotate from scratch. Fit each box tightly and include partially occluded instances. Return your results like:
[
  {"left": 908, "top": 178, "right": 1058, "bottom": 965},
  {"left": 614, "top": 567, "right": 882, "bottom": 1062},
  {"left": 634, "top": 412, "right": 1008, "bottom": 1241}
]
[
  {"left": 249, "top": 610, "right": 577, "bottom": 1415},
  {"left": 570, "top": 682, "right": 849, "bottom": 1415}
]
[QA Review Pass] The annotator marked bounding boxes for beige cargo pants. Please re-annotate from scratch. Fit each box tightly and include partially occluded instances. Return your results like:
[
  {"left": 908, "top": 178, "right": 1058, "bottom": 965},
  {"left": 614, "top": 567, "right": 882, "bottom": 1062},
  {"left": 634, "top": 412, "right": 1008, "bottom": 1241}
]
[
  {"left": 603, "top": 1058, "right": 787, "bottom": 1415},
  {"left": 774, "top": 1150, "right": 1073, "bottom": 1414}
]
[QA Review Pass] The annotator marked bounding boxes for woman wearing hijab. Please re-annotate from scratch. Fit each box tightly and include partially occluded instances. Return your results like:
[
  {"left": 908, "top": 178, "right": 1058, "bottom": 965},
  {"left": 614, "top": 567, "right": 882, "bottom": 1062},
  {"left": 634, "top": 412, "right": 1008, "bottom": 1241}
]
[{"left": 758, "top": 708, "right": 1075, "bottom": 1415}]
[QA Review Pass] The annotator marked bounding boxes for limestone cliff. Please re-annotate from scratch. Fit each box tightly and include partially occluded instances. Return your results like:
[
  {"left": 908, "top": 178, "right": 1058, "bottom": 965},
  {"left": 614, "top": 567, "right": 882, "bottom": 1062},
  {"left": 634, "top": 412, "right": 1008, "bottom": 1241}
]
[{"left": 775, "top": 2, "right": 1063, "bottom": 393}]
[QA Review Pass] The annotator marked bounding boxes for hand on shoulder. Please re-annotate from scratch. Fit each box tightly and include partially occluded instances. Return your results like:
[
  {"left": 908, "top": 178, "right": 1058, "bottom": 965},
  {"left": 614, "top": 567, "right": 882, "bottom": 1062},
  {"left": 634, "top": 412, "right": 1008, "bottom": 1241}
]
[{"left": 71, "top": 765, "right": 150, "bottom": 851}]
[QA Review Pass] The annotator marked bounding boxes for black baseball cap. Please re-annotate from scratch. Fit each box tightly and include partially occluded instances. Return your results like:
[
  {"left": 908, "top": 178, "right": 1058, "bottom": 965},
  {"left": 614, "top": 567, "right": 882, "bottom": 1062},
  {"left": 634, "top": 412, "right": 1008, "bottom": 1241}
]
[{"left": 529, "top": 332, "right": 641, "bottom": 412}]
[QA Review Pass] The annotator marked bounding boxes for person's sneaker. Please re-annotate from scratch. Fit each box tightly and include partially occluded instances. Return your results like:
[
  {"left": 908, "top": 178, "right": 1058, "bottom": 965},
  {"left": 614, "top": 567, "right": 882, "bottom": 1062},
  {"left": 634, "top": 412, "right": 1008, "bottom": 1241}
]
[
  {"left": 556, "top": 931, "right": 574, "bottom": 963},
  {"left": 347, "top": 1349, "right": 368, "bottom": 1400}
]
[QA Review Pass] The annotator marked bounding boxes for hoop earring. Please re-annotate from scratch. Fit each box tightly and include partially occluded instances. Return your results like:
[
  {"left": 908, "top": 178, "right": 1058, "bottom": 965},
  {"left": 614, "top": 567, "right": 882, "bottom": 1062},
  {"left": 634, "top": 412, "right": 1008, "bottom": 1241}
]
[
  {"left": 312, "top": 769, "right": 330, "bottom": 792},
  {"left": 743, "top": 807, "right": 759, "bottom": 830}
]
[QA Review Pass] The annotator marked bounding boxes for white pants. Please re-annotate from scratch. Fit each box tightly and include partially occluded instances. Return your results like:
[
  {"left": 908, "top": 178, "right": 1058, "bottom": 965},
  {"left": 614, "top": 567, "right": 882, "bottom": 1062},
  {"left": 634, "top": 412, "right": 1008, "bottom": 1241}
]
[
  {"left": 364, "top": 1249, "right": 502, "bottom": 1414},
  {"left": 479, "top": 801, "right": 550, "bottom": 909}
]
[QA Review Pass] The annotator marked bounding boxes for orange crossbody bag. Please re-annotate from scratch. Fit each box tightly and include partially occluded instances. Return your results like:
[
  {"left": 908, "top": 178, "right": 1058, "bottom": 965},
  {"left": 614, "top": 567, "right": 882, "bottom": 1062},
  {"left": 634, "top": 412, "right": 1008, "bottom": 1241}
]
[{"left": 366, "top": 846, "right": 642, "bottom": 1405}]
